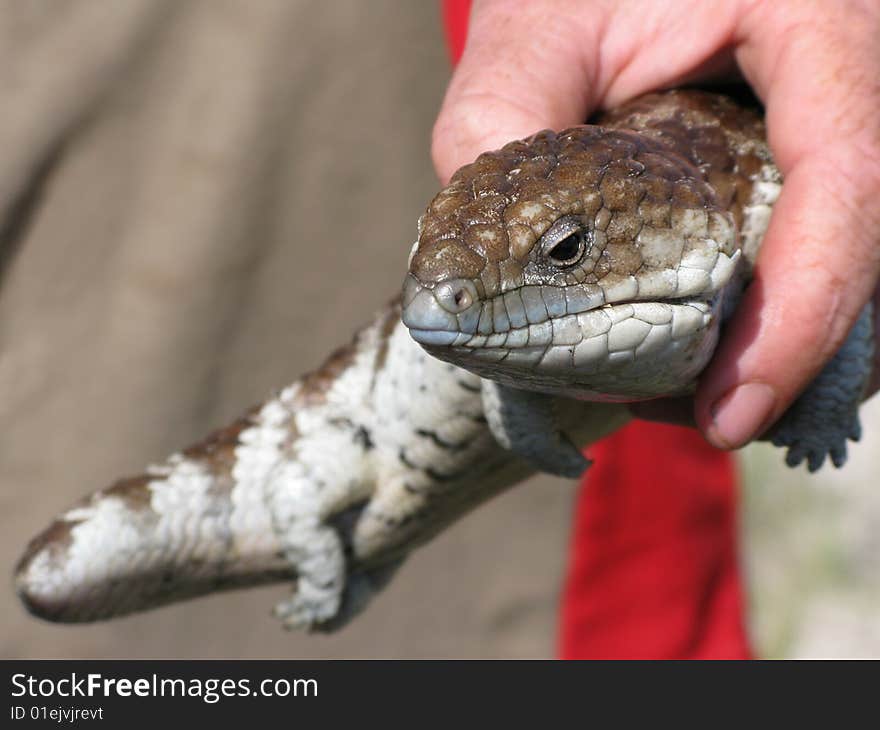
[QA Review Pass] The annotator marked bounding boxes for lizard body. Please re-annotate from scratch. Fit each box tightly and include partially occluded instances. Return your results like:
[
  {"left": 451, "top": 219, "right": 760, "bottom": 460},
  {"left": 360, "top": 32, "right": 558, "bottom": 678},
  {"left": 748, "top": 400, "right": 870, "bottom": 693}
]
[{"left": 15, "top": 90, "right": 874, "bottom": 631}]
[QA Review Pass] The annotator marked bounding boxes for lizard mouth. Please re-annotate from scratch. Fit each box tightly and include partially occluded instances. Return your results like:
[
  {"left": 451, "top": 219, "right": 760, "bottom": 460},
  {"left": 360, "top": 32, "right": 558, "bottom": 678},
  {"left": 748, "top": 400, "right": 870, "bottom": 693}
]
[
  {"left": 412, "top": 297, "right": 716, "bottom": 364},
  {"left": 411, "top": 295, "right": 699, "bottom": 342},
  {"left": 411, "top": 296, "right": 722, "bottom": 401},
  {"left": 403, "top": 276, "right": 731, "bottom": 401}
]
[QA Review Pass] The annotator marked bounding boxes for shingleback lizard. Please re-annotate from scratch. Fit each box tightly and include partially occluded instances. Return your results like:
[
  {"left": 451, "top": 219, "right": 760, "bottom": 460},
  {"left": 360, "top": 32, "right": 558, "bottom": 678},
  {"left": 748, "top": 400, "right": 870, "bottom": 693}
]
[{"left": 14, "top": 90, "right": 875, "bottom": 632}]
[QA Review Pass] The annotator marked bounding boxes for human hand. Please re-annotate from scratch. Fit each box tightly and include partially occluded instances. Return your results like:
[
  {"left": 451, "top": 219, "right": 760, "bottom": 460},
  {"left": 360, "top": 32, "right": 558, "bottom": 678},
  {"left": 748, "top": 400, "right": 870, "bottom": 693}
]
[{"left": 432, "top": 0, "right": 880, "bottom": 448}]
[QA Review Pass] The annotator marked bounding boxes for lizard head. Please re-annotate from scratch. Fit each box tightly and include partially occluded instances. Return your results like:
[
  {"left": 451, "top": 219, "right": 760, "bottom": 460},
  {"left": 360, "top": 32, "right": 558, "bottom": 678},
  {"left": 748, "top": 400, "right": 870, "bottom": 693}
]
[{"left": 402, "top": 126, "right": 741, "bottom": 401}]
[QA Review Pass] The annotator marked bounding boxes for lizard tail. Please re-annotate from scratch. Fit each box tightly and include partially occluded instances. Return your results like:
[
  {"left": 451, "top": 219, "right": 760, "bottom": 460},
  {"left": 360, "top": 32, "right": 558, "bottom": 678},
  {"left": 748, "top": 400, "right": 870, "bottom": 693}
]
[
  {"left": 15, "top": 308, "right": 401, "bottom": 630},
  {"left": 14, "top": 398, "right": 299, "bottom": 623}
]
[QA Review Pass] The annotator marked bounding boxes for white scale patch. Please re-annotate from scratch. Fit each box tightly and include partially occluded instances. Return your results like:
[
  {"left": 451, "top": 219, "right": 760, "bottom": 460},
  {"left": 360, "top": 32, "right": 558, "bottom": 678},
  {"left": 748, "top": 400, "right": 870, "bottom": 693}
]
[{"left": 741, "top": 163, "right": 782, "bottom": 264}]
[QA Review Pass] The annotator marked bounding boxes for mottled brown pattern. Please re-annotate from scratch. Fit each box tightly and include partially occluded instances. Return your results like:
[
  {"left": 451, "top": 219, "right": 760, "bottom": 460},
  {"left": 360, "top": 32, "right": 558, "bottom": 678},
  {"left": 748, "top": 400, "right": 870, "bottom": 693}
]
[
  {"left": 410, "top": 89, "right": 768, "bottom": 295},
  {"left": 598, "top": 90, "right": 770, "bottom": 233},
  {"left": 68, "top": 406, "right": 267, "bottom": 519},
  {"left": 102, "top": 474, "right": 155, "bottom": 511},
  {"left": 297, "top": 338, "right": 360, "bottom": 407},
  {"left": 295, "top": 300, "right": 401, "bottom": 409},
  {"left": 182, "top": 404, "right": 261, "bottom": 474}
]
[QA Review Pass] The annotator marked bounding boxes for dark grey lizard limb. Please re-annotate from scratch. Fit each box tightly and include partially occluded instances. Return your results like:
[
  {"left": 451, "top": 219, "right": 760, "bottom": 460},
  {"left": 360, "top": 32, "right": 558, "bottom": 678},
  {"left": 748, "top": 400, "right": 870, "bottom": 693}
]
[
  {"left": 480, "top": 378, "right": 591, "bottom": 478},
  {"left": 769, "top": 302, "right": 874, "bottom": 471}
]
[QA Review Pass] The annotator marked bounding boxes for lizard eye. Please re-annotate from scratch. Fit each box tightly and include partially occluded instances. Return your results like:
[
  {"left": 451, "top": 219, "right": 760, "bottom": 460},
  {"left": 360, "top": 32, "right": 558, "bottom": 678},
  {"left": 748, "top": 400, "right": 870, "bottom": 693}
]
[
  {"left": 547, "top": 231, "right": 584, "bottom": 264},
  {"left": 540, "top": 217, "right": 589, "bottom": 267}
]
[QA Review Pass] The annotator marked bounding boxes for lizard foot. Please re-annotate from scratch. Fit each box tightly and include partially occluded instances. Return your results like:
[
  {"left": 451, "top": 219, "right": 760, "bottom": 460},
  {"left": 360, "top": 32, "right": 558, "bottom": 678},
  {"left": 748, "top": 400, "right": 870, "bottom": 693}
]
[
  {"left": 768, "top": 302, "right": 873, "bottom": 472},
  {"left": 271, "top": 523, "right": 347, "bottom": 631},
  {"left": 771, "top": 411, "right": 861, "bottom": 472}
]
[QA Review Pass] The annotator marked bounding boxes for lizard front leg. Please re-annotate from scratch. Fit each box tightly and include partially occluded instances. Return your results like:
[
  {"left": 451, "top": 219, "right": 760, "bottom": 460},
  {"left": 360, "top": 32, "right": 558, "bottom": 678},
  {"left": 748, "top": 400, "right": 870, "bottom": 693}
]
[{"left": 480, "top": 379, "right": 591, "bottom": 479}]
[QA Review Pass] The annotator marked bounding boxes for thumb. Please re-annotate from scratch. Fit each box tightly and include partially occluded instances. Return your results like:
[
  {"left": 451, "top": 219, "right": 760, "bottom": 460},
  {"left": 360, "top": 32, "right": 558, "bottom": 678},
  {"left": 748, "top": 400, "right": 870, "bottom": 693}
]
[{"left": 432, "top": 0, "right": 600, "bottom": 182}]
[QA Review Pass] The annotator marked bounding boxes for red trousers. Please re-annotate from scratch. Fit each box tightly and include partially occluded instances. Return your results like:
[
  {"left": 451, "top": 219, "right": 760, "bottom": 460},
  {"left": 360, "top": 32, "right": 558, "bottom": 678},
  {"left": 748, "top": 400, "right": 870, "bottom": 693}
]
[{"left": 441, "top": 0, "right": 751, "bottom": 659}]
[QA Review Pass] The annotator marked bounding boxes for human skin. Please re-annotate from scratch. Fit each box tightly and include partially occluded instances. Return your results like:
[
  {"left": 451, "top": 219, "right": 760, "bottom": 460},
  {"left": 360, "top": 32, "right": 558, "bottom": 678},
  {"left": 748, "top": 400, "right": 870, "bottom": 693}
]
[{"left": 431, "top": 0, "right": 880, "bottom": 449}]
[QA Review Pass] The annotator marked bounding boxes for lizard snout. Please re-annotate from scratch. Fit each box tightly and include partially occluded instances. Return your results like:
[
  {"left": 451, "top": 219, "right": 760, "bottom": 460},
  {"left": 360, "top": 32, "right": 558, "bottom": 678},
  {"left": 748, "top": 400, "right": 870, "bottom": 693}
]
[{"left": 401, "top": 275, "right": 480, "bottom": 347}]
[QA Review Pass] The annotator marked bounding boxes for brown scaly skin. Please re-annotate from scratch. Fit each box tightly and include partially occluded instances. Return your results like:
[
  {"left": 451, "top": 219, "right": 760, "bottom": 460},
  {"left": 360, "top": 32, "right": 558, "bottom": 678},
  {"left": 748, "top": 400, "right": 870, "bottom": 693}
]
[{"left": 413, "top": 90, "right": 767, "bottom": 291}]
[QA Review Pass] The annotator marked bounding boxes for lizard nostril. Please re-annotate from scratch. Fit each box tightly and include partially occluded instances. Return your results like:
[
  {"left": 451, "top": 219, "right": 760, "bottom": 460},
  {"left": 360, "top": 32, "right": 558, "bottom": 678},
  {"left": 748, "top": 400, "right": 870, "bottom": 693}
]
[{"left": 434, "top": 279, "right": 476, "bottom": 314}]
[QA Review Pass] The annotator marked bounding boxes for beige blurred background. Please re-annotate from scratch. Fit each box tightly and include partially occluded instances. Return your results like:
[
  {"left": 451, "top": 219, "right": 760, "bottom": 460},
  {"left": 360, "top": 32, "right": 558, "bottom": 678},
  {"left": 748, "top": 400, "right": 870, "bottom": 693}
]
[{"left": 1, "top": 0, "right": 879, "bottom": 659}]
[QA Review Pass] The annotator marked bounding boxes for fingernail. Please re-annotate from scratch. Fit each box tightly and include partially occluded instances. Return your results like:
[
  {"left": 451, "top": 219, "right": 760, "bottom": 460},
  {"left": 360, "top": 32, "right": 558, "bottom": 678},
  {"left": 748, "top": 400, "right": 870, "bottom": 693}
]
[{"left": 707, "top": 382, "right": 777, "bottom": 449}]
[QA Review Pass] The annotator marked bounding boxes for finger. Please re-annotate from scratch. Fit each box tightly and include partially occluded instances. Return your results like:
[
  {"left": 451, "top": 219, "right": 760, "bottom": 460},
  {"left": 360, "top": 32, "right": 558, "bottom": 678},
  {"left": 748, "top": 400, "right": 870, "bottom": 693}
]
[
  {"left": 695, "top": 2, "right": 880, "bottom": 448},
  {"left": 432, "top": 0, "right": 602, "bottom": 182}
]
